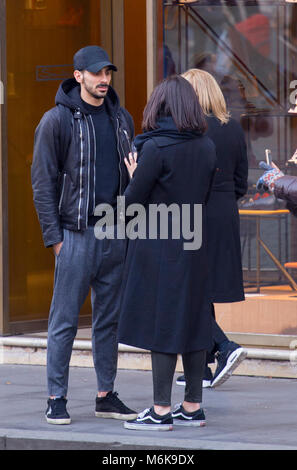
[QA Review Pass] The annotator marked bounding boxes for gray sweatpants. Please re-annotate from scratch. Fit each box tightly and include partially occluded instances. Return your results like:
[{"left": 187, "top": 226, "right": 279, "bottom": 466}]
[{"left": 47, "top": 226, "right": 126, "bottom": 397}]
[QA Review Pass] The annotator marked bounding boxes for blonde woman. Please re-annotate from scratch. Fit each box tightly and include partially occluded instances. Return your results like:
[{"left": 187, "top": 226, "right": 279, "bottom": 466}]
[{"left": 176, "top": 69, "right": 248, "bottom": 388}]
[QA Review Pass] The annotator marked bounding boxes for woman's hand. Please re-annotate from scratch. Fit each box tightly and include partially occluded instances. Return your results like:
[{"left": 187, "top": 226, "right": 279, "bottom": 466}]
[{"left": 124, "top": 152, "right": 138, "bottom": 179}]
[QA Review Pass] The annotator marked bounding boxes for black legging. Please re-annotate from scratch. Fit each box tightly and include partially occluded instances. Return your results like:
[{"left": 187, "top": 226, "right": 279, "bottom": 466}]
[{"left": 151, "top": 350, "right": 206, "bottom": 407}]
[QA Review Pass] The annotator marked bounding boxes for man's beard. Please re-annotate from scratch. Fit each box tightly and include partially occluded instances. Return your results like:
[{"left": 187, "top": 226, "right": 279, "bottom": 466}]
[{"left": 84, "top": 82, "right": 109, "bottom": 100}]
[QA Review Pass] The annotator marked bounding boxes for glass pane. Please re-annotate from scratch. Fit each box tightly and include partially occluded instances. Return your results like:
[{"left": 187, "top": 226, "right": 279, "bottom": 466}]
[
  {"left": 124, "top": 0, "right": 147, "bottom": 135},
  {"left": 7, "top": 0, "right": 103, "bottom": 322},
  {"left": 161, "top": 0, "right": 297, "bottom": 333}
]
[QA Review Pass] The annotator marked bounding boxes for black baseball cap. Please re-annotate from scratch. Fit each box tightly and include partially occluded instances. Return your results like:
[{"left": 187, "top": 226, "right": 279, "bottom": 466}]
[{"left": 73, "top": 45, "right": 117, "bottom": 73}]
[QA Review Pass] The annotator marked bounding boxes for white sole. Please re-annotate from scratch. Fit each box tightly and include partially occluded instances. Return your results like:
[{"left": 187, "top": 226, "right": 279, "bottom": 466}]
[
  {"left": 173, "top": 419, "right": 206, "bottom": 427},
  {"left": 95, "top": 411, "right": 138, "bottom": 420},
  {"left": 202, "top": 379, "right": 212, "bottom": 388},
  {"left": 211, "top": 348, "right": 247, "bottom": 388},
  {"left": 124, "top": 422, "right": 173, "bottom": 431},
  {"left": 46, "top": 416, "right": 71, "bottom": 425},
  {"left": 176, "top": 379, "right": 212, "bottom": 388}
]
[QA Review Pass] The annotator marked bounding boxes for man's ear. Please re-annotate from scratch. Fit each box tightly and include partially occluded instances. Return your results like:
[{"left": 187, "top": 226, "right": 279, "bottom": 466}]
[{"left": 74, "top": 70, "right": 83, "bottom": 83}]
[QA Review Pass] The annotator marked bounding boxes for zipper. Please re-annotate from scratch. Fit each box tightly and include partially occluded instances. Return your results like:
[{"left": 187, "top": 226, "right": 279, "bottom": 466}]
[
  {"left": 116, "top": 116, "right": 125, "bottom": 223},
  {"left": 58, "top": 173, "right": 66, "bottom": 214},
  {"left": 85, "top": 116, "right": 91, "bottom": 228},
  {"left": 89, "top": 115, "right": 96, "bottom": 214},
  {"left": 77, "top": 119, "right": 84, "bottom": 230},
  {"left": 116, "top": 116, "right": 123, "bottom": 197}
]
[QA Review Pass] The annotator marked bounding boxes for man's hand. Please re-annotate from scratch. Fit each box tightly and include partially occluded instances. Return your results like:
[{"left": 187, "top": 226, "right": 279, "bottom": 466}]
[
  {"left": 53, "top": 241, "right": 63, "bottom": 257},
  {"left": 124, "top": 152, "right": 138, "bottom": 179}
]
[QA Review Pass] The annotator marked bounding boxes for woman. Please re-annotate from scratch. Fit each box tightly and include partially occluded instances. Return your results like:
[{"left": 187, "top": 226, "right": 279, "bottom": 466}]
[
  {"left": 118, "top": 75, "right": 217, "bottom": 431},
  {"left": 176, "top": 69, "right": 248, "bottom": 388}
]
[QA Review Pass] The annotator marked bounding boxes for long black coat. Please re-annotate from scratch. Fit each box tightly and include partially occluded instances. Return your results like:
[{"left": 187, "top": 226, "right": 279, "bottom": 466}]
[
  {"left": 118, "top": 117, "right": 217, "bottom": 354},
  {"left": 205, "top": 116, "right": 248, "bottom": 303}
]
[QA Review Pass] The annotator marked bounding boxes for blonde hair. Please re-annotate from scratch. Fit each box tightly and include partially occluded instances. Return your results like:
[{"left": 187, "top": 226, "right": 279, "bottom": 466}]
[{"left": 182, "top": 69, "right": 230, "bottom": 125}]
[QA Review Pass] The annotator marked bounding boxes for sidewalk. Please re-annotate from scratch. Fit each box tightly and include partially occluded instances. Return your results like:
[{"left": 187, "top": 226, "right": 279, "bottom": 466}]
[{"left": 0, "top": 364, "right": 297, "bottom": 451}]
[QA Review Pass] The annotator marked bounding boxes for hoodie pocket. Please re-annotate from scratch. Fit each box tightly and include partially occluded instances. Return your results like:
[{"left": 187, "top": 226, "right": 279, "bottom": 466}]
[
  {"left": 58, "top": 172, "right": 77, "bottom": 217},
  {"left": 58, "top": 173, "right": 67, "bottom": 214},
  {"left": 58, "top": 172, "right": 79, "bottom": 220}
]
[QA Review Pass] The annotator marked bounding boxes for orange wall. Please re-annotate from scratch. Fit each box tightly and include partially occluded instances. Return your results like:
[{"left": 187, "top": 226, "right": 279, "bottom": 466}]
[{"left": 124, "top": 0, "right": 147, "bottom": 135}]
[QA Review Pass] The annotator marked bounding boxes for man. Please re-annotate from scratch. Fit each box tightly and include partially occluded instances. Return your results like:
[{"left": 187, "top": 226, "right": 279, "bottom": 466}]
[{"left": 32, "top": 45, "right": 137, "bottom": 424}]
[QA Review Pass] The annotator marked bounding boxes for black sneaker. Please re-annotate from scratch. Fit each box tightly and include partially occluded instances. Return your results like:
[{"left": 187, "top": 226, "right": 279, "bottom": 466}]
[
  {"left": 95, "top": 391, "right": 138, "bottom": 420},
  {"left": 211, "top": 342, "right": 247, "bottom": 388},
  {"left": 124, "top": 407, "right": 173, "bottom": 431},
  {"left": 45, "top": 397, "right": 71, "bottom": 425},
  {"left": 176, "top": 375, "right": 186, "bottom": 386},
  {"left": 172, "top": 404, "right": 206, "bottom": 427},
  {"left": 176, "top": 366, "right": 213, "bottom": 388}
]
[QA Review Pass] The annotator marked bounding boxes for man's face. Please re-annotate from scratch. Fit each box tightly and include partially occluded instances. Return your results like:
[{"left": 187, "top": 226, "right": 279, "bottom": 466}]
[{"left": 77, "top": 67, "right": 112, "bottom": 101}]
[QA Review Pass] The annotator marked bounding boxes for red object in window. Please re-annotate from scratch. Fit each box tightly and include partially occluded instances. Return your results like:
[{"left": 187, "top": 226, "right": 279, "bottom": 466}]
[
  {"left": 253, "top": 192, "right": 270, "bottom": 200},
  {"left": 235, "top": 14, "right": 270, "bottom": 57}
]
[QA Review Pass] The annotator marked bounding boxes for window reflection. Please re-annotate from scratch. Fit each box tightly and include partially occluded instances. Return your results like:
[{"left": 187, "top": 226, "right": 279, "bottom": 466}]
[{"left": 163, "top": 0, "right": 297, "bottom": 295}]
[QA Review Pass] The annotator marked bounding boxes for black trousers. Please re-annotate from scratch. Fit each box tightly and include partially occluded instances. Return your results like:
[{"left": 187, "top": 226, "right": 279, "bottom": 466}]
[{"left": 151, "top": 350, "right": 206, "bottom": 407}]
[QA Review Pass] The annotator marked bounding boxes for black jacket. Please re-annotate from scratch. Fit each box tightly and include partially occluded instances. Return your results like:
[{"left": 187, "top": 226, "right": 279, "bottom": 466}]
[
  {"left": 31, "top": 78, "right": 134, "bottom": 247},
  {"left": 274, "top": 175, "right": 297, "bottom": 217},
  {"left": 118, "top": 116, "right": 217, "bottom": 354}
]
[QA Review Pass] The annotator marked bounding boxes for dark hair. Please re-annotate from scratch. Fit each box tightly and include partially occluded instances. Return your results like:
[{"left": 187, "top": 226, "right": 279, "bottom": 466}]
[{"left": 142, "top": 75, "right": 207, "bottom": 133}]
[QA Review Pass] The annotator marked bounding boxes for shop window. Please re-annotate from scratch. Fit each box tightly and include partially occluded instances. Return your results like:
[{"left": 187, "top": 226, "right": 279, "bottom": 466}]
[
  {"left": 158, "top": 0, "right": 297, "bottom": 335},
  {"left": 161, "top": 1, "right": 297, "bottom": 293},
  {"left": 6, "top": 0, "right": 104, "bottom": 328}
]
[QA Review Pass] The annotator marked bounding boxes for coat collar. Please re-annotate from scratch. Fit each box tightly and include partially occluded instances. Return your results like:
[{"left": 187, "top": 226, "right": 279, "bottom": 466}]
[{"left": 134, "top": 116, "right": 203, "bottom": 151}]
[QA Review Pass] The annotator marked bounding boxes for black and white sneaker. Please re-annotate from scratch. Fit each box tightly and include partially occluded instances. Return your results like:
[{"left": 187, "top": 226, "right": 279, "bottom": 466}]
[
  {"left": 95, "top": 391, "right": 138, "bottom": 420},
  {"left": 172, "top": 404, "right": 206, "bottom": 427},
  {"left": 211, "top": 342, "right": 247, "bottom": 388},
  {"left": 45, "top": 397, "right": 71, "bottom": 425},
  {"left": 124, "top": 407, "right": 173, "bottom": 431},
  {"left": 176, "top": 375, "right": 186, "bottom": 386},
  {"left": 176, "top": 366, "right": 213, "bottom": 388}
]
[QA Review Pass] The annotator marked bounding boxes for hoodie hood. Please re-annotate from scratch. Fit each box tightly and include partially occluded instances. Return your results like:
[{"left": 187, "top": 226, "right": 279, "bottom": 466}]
[
  {"left": 55, "top": 78, "right": 120, "bottom": 115},
  {"left": 134, "top": 115, "right": 203, "bottom": 152}
]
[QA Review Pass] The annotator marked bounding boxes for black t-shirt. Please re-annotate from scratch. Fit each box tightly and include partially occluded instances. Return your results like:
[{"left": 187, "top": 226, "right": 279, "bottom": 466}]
[{"left": 80, "top": 99, "right": 119, "bottom": 212}]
